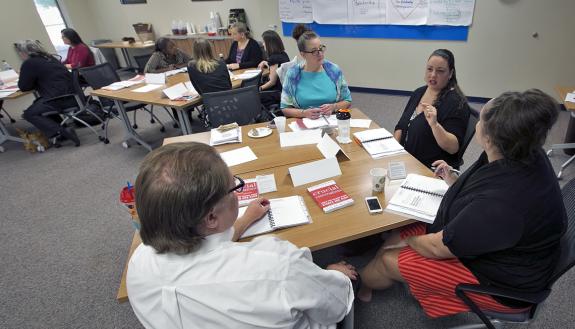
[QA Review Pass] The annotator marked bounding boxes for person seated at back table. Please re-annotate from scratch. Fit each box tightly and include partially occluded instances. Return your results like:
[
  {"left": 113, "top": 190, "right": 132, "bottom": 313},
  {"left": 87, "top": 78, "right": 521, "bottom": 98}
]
[
  {"left": 15, "top": 40, "right": 80, "bottom": 147},
  {"left": 187, "top": 38, "right": 232, "bottom": 94},
  {"left": 394, "top": 49, "right": 470, "bottom": 168},
  {"left": 268, "top": 23, "right": 312, "bottom": 86},
  {"left": 144, "top": 38, "right": 190, "bottom": 73},
  {"left": 127, "top": 142, "right": 356, "bottom": 329},
  {"left": 61, "top": 28, "right": 95, "bottom": 69},
  {"left": 226, "top": 22, "right": 263, "bottom": 71},
  {"left": 358, "top": 89, "right": 566, "bottom": 319},
  {"left": 280, "top": 31, "right": 352, "bottom": 119},
  {"left": 257, "top": 30, "right": 289, "bottom": 109}
]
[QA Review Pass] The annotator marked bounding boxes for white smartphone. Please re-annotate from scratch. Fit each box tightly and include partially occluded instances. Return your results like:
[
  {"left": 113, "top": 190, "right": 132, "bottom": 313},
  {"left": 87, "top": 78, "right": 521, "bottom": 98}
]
[{"left": 365, "top": 196, "right": 383, "bottom": 214}]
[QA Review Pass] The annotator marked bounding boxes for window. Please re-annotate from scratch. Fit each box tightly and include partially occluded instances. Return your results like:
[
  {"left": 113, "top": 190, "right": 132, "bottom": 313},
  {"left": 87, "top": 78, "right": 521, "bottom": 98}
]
[{"left": 33, "top": 0, "right": 69, "bottom": 60}]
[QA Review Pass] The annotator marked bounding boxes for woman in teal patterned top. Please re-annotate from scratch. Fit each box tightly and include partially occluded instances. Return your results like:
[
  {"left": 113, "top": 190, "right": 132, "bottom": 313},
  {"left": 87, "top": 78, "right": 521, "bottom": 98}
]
[{"left": 280, "top": 32, "right": 352, "bottom": 119}]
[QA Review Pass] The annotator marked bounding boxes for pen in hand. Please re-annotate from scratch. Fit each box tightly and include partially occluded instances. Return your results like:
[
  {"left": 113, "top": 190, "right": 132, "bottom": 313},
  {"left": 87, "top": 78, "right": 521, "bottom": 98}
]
[{"left": 431, "top": 166, "right": 461, "bottom": 176}]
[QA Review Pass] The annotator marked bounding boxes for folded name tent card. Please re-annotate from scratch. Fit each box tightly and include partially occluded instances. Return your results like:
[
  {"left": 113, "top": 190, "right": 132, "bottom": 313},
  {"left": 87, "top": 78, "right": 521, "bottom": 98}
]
[
  {"left": 288, "top": 157, "right": 342, "bottom": 187},
  {"left": 279, "top": 129, "right": 322, "bottom": 147},
  {"left": 145, "top": 73, "right": 166, "bottom": 85},
  {"left": 350, "top": 119, "right": 372, "bottom": 128},
  {"left": 132, "top": 84, "right": 163, "bottom": 93},
  {"left": 162, "top": 83, "right": 199, "bottom": 100},
  {"left": 316, "top": 134, "right": 350, "bottom": 161}
]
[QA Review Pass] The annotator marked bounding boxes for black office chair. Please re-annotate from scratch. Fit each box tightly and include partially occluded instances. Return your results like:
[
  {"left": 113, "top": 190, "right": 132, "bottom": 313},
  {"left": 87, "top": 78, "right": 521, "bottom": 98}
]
[
  {"left": 79, "top": 63, "right": 166, "bottom": 143},
  {"left": 132, "top": 54, "right": 152, "bottom": 74},
  {"left": 240, "top": 71, "right": 263, "bottom": 88},
  {"left": 0, "top": 100, "right": 16, "bottom": 123},
  {"left": 454, "top": 105, "right": 479, "bottom": 169},
  {"left": 454, "top": 177, "right": 575, "bottom": 329},
  {"left": 202, "top": 86, "right": 264, "bottom": 127},
  {"left": 42, "top": 69, "right": 106, "bottom": 144}
]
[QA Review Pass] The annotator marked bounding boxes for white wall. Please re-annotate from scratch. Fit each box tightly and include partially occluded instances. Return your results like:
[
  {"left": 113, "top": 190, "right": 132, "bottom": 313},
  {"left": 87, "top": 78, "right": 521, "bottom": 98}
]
[{"left": 2, "top": 0, "right": 575, "bottom": 99}]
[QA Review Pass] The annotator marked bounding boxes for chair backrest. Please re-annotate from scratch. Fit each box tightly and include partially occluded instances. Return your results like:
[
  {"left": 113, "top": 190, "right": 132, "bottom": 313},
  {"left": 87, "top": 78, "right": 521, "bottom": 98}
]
[
  {"left": 91, "top": 39, "right": 119, "bottom": 70},
  {"left": 240, "top": 72, "right": 262, "bottom": 88},
  {"left": 551, "top": 178, "right": 575, "bottom": 283},
  {"left": 133, "top": 54, "right": 152, "bottom": 74},
  {"left": 89, "top": 46, "right": 108, "bottom": 65},
  {"left": 455, "top": 105, "right": 479, "bottom": 168},
  {"left": 78, "top": 63, "right": 120, "bottom": 90},
  {"left": 202, "top": 86, "right": 262, "bottom": 127},
  {"left": 70, "top": 69, "right": 87, "bottom": 105}
]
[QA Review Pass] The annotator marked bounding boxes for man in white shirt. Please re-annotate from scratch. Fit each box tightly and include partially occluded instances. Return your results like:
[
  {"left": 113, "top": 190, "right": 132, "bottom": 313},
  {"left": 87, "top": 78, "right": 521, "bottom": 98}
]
[{"left": 127, "top": 142, "right": 356, "bottom": 329}]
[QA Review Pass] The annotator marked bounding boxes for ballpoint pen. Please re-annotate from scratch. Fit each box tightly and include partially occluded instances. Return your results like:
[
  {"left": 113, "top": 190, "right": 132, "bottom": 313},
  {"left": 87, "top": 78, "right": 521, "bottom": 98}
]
[{"left": 430, "top": 166, "right": 461, "bottom": 175}]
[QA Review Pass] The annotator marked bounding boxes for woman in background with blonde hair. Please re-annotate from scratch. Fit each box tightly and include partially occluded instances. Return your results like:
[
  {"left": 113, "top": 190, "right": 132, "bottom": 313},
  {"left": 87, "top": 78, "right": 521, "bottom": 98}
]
[
  {"left": 187, "top": 38, "right": 231, "bottom": 94},
  {"left": 225, "top": 22, "right": 263, "bottom": 70}
]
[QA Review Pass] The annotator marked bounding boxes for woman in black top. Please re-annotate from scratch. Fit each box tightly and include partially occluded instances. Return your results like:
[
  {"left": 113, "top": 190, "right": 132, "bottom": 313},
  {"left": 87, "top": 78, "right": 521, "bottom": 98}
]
[
  {"left": 225, "top": 22, "right": 263, "bottom": 70},
  {"left": 187, "top": 38, "right": 232, "bottom": 94},
  {"left": 358, "top": 90, "right": 566, "bottom": 317},
  {"left": 257, "top": 30, "right": 289, "bottom": 109},
  {"left": 15, "top": 40, "right": 80, "bottom": 146},
  {"left": 395, "top": 49, "right": 470, "bottom": 168}
]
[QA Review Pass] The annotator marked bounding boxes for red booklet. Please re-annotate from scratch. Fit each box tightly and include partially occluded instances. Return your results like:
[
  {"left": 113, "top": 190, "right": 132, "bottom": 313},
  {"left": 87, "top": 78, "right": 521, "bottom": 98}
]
[
  {"left": 235, "top": 179, "right": 259, "bottom": 206},
  {"left": 307, "top": 180, "right": 354, "bottom": 213}
]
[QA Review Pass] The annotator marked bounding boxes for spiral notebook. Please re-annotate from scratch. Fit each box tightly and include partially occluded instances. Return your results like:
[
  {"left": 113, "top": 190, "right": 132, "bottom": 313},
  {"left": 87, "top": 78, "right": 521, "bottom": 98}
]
[
  {"left": 385, "top": 174, "right": 449, "bottom": 224},
  {"left": 239, "top": 196, "right": 311, "bottom": 238},
  {"left": 353, "top": 128, "right": 404, "bottom": 158}
]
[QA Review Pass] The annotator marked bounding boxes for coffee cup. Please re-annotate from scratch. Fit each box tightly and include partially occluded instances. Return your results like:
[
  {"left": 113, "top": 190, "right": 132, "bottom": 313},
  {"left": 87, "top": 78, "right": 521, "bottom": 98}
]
[{"left": 370, "top": 168, "right": 387, "bottom": 192}]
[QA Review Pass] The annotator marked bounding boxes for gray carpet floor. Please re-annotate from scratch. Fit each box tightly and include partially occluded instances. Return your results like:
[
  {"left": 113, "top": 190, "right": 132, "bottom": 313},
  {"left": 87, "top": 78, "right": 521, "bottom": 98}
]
[{"left": 0, "top": 91, "right": 573, "bottom": 328}]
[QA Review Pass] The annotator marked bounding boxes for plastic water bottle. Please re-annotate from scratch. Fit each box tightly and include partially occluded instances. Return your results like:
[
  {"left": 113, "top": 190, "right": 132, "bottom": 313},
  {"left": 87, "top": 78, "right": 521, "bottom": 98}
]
[
  {"left": 336, "top": 109, "right": 352, "bottom": 144},
  {"left": 1, "top": 60, "right": 12, "bottom": 71}
]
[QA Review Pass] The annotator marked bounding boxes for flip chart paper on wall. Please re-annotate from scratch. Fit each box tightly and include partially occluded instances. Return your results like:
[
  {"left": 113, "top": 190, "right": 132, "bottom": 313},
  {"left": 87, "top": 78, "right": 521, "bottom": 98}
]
[
  {"left": 386, "top": 0, "right": 428, "bottom": 25},
  {"left": 279, "top": 0, "right": 313, "bottom": 23},
  {"left": 428, "top": 0, "right": 476, "bottom": 26}
]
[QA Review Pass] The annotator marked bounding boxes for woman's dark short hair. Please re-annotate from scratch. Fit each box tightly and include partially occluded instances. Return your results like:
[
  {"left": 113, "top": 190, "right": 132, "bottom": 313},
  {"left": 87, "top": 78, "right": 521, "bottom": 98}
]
[
  {"left": 135, "top": 142, "right": 230, "bottom": 254},
  {"left": 482, "top": 89, "right": 558, "bottom": 163},
  {"left": 292, "top": 24, "right": 311, "bottom": 41},
  {"left": 297, "top": 31, "right": 319, "bottom": 52},
  {"left": 155, "top": 37, "right": 173, "bottom": 53},
  {"left": 61, "top": 28, "right": 84, "bottom": 46},
  {"left": 262, "top": 30, "right": 285, "bottom": 56}
]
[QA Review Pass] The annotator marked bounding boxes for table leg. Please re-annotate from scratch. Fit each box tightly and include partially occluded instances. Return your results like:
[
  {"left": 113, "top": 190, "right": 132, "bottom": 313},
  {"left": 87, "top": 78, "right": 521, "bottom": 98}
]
[
  {"left": 114, "top": 100, "right": 153, "bottom": 152},
  {"left": 175, "top": 108, "right": 193, "bottom": 135}
]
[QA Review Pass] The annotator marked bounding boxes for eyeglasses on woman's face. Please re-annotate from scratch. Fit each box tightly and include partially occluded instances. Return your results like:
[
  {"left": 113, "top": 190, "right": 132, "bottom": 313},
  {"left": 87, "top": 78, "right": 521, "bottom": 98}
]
[
  {"left": 302, "top": 45, "right": 327, "bottom": 56},
  {"left": 228, "top": 175, "right": 245, "bottom": 193}
]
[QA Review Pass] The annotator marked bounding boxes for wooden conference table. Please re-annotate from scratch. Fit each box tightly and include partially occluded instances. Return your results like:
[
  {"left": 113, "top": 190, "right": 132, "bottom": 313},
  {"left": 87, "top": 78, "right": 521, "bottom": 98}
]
[
  {"left": 116, "top": 109, "right": 433, "bottom": 302},
  {"left": 90, "top": 68, "right": 256, "bottom": 151}
]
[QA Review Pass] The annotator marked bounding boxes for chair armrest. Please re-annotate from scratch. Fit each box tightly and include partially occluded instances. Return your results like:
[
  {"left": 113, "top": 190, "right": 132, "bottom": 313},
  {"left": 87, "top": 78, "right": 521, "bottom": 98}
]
[
  {"left": 456, "top": 283, "right": 550, "bottom": 304},
  {"left": 44, "top": 94, "right": 82, "bottom": 106}
]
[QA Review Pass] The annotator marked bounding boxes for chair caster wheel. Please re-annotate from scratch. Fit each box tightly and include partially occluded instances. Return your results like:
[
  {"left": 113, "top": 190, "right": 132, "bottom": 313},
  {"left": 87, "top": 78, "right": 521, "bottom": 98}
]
[
  {"left": 160, "top": 127, "right": 166, "bottom": 133},
  {"left": 150, "top": 119, "right": 156, "bottom": 124},
  {"left": 104, "top": 139, "right": 110, "bottom": 144},
  {"left": 132, "top": 124, "right": 138, "bottom": 129},
  {"left": 547, "top": 149, "right": 553, "bottom": 156},
  {"left": 10, "top": 119, "right": 16, "bottom": 123},
  {"left": 173, "top": 123, "right": 179, "bottom": 129},
  {"left": 99, "top": 136, "right": 105, "bottom": 142},
  {"left": 122, "top": 141, "right": 130, "bottom": 149}
]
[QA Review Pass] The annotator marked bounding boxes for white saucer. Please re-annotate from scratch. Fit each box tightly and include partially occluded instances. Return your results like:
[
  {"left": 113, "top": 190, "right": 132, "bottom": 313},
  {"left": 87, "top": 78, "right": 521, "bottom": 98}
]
[{"left": 248, "top": 127, "right": 273, "bottom": 138}]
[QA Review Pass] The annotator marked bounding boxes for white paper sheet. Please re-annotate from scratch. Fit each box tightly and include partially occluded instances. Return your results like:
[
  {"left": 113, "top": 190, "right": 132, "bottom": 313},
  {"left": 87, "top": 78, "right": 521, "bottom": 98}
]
[
  {"left": 289, "top": 121, "right": 304, "bottom": 132},
  {"left": 256, "top": 174, "right": 278, "bottom": 194},
  {"left": 0, "top": 90, "right": 18, "bottom": 98},
  {"left": 313, "top": 0, "right": 349, "bottom": 24},
  {"left": 279, "top": 129, "right": 323, "bottom": 147},
  {"left": 145, "top": 73, "right": 166, "bottom": 85},
  {"left": 350, "top": 119, "right": 372, "bottom": 128},
  {"left": 386, "top": 0, "right": 428, "bottom": 25},
  {"left": 348, "top": 0, "right": 386, "bottom": 24},
  {"left": 165, "top": 67, "right": 187, "bottom": 77},
  {"left": 428, "top": 0, "right": 475, "bottom": 26},
  {"left": 234, "top": 70, "right": 261, "bottom": 80},
  {"left": 565, "top": 93, "right": 575, "bottom": 103},
  {"left": 288, "top": 157, "right": 342, "bottom": 187},
  {"left": 303, "top": 115, "right": 337, "bottom": 129},
  {"left": 279, "top": 0, "right": 314, "bottom": 23},
  {"left": 0, "top": 70, "right": 19, "bottom": 83},
  {"left": 131, "top": 84, "right": 163, "bottom": 93},
  {"left": 219, "top": 146, "right": 258, "bottom": 167}
]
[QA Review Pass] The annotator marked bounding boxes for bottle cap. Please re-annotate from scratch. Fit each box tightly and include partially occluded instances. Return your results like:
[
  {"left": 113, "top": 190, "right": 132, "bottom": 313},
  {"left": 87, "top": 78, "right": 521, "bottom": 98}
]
[{"left": 336, "top": 108, "right": 351, "bottom": 120}]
